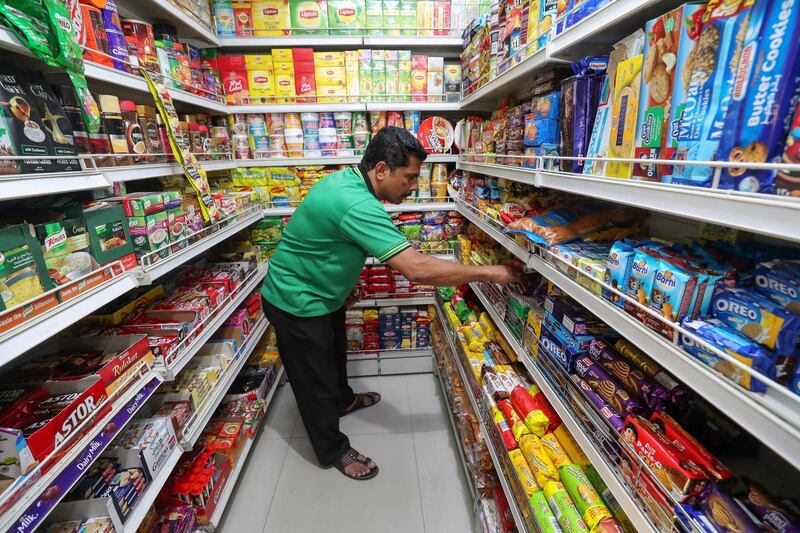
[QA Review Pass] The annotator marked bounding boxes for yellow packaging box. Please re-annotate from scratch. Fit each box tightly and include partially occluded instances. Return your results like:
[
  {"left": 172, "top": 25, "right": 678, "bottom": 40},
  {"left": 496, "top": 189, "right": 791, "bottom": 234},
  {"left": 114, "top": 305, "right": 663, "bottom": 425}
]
[
  {"left": 345, "top": 50, "right": 360, "bottom": 100},
  {"left": 314, "top": 66, "right": 347, "bottom": 86},
  {"left": 245, "top": 54, "right": 275, "bottom": 102},
  {"left": 317, "top": 85, "right": 346, "bottom": 103},
  {"left": 273, "top": 62, "right": 296, "bottom": 103},
  {"left": 313, "top": 51, "right": 346, "bottom": 67},
  {"left": 607, "top": 54, "right": 643, "bottom": 178},
  {"left": 252, "top": 0, "right": 291, "bottom": 35},
  {"left": 271, "top": 48, "right": 294, "bottom": 62}
]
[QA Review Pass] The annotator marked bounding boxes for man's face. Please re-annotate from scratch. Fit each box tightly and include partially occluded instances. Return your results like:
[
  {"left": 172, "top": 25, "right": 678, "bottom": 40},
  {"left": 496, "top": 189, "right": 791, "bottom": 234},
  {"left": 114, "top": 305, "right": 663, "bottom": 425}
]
[{"left": 374, "top": 156, "right": 422, "bottom": 204}]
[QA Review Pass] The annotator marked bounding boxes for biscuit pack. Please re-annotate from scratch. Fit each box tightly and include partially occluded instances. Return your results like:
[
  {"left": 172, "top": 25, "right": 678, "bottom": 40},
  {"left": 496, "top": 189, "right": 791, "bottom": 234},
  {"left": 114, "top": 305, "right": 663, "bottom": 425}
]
[
  {"left": 716, "top": 0, "right": 800, "bottom": 193},
  {"left": 670, "top": 0, "right": 757, "bottom": 187},
  {"left": 633, "top": 4, "right": 704, "bottom": 182}
]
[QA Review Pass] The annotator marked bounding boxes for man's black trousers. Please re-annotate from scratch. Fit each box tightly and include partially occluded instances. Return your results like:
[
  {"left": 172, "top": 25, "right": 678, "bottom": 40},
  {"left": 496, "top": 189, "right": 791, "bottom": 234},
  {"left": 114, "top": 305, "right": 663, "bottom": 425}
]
[{"left": 262, "top": 297, "right": 356, "bottom": 466}]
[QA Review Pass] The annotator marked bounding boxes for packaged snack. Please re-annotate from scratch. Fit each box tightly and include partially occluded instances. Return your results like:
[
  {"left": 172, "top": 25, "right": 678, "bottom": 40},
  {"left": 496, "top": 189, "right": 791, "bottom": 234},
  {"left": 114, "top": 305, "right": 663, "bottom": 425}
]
[
  {"left": 775, "top": 102, "right": 800, "bottom": 197},
  {"left": 560, "top": 58, "right": 606, "bottom": 173},
  {"left": 520, "top": 434, "right": 560, "bottom": 488},
  {"left": 559, "top": 464, "right": 612, "bottom": 530},
  {"left": 498, "top": 398, "right": 531, "bottom": 442},
  {"left": 633, "top": 5, "right": 702, "bottom": 181},
  {"left": 509, "top": 448, "right": 539, "bottom": 496},
  {"left": 649, "top": 412, "right": 733, "bottom": 481},
  {"left": 680, "top": 317, "right": 774, "bottom": 392},
  {"left": 0, "top": 224, "right": 55, "bottom": 313},
  {"left": 624, "top": 247, "right": 660, "bottom": 319},
  {"left": 530, "top": 491, "right": 563, "bottom": 533},
  {"left": 754, "top": 260, "right": 800, "bottom": 313},
  {"left": 717, "top": 0, "right": 800, "bottom": 193},
  {"left": 614, "top": 338, "right": 683, "bottom": 400},
  {"left": 506, "top": 205, "right": 637, "bottom": 247},
  {"left": 621, "top": 415, "right": 708, "bottom": 499},
  {"left": 540, "top": 432, "right": 571, "bottom": 468},
  {"left": 538, "top": 325, "right": 587, "bottom": 372},
  {"left": 671, "top": 0, "right": 758, "bottom": 187},
  {"left": 699, "top": 484, "right": 761, "bottom": 533},
  {"left": 553, "top": 425, "right": 590, "bottom": 467},
  {"left": 529, "top": 384, "right": 562, "bottom": 430},
  {"left": 524, "top": 115, "right": 559, "bottom": 146},
  {"left": 570, "top": 374, "right": 625, "bottom": 433},
  {"left": 543, "top": 481, "right": 590, "bottom": 533},
  {"left": 712, "top": 287, "right": 800, "bottom": 353},
  {"left": 737, "top": 479, "right": 800, "bottom": 533},
  {"left": 573, "top": 356, "right": 646, "bottom": 417},
  {"left": 606, "top": 54, "right": 643, "bottom": 178},
  {"left": 510, "top": 385, "right": 550, "bottom": 436},
  {"left": 603, "top": 241, "right": 635, "bottom": 307}
]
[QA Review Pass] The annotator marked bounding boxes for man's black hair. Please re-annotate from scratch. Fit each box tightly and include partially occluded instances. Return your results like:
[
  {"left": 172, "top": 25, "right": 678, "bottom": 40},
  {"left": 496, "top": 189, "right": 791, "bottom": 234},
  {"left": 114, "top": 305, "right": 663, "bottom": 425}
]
[{"left": 360, "top": 126, "right": 428, "bottom": 172}]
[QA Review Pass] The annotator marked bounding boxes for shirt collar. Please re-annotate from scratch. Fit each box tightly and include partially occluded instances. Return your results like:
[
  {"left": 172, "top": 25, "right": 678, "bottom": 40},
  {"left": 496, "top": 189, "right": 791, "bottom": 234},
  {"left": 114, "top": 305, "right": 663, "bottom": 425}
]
[{"left": 356, "top": 163, "right": 377, "bottom": 198}]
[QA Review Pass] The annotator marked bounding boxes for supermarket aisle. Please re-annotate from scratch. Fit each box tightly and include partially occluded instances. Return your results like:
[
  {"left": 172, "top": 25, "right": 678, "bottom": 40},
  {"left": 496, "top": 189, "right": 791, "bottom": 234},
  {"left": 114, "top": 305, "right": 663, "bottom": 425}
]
[{"left": 218, "top": 373, "right": 476, "bottom": 533}]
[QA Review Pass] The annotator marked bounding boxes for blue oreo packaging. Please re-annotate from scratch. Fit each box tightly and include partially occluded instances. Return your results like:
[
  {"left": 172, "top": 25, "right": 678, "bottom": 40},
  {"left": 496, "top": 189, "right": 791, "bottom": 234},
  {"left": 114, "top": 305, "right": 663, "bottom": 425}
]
[
  {"left": 680, "top": 318, "right": 775, "bottom": 392},
  {"left": 712, "top": 287, "right": 800, "bottom": 354},
  {"left": 543, "top": 311, "right": 597, "bottom": 352},
  {"left": 670, "top": 0, "right": 758, "bottom": 187},
  {"left": 754, "top": 260, "right": 800, "bottom": 313},
  {"left": 538, "top": 323, "right": 587, "bottom": 372},
  {"left": 716, "top": 0, "right": 800, "bottom": 193}
]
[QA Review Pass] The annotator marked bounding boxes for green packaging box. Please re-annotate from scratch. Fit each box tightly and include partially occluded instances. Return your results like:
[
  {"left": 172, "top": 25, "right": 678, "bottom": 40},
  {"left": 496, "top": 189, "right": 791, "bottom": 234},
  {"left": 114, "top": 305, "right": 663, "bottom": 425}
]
[
  {"left": 327, "top": 0, "right": 365, "bottom": 35},
  {"left": 290, "top": 0, "right": 329, "bottom": 35}
]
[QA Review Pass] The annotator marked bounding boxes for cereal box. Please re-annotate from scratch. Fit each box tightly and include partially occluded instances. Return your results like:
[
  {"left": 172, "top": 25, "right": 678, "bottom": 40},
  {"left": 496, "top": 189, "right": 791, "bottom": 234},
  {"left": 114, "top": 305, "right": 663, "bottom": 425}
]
[
  {"left": 606, "top": 54, "right": 643, "bottom": 178},
  {"left": 717, "top": 0, "right": 800, "bottom": 193},
  {"left": 633, "top": 5, "right": 700, "bottom": 182},
  {"left": 526, "top": 0, "right": 540, "bottom": 54},
  {"left": 252, "top": 0, "right": 290, "bottom": 36},
  {"left": 289, "top": 0, "right": 328, "bottom": 34},
  {"left": 671, "top": 0, "right": 757, "bottom": 187},
  {"left": 327, "top": 0, "right": 365, "bottom": 34},
  {"left": 537, "top": 0, "right": 557, "bottom": 50}
]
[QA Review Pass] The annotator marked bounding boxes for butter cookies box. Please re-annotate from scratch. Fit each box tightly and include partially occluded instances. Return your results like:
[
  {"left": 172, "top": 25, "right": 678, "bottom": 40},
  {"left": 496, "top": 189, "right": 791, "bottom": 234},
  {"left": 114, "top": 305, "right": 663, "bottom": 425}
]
[
  {"left": 670, "top": 0, "right": 757, "bottom": 187},
  {"left": 633, "top": 4, "right": 704, "bottom": 182},
  {"left": 716, "top": 0, "right": 800, "bottom": 193}
]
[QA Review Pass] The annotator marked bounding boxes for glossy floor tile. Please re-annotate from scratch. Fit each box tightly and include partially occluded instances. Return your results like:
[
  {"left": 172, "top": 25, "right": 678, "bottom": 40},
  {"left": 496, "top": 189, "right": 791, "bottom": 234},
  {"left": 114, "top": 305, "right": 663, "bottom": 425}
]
[{"left": 218, "top": 373, "right": 477, "bottom": 533}]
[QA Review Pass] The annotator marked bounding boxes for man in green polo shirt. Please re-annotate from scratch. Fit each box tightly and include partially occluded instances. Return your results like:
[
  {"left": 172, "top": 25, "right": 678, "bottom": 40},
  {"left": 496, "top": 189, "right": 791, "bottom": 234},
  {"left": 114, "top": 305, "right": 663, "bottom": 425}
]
[{"left": 261, "top": 127, "right": 517, "bottom": 480}]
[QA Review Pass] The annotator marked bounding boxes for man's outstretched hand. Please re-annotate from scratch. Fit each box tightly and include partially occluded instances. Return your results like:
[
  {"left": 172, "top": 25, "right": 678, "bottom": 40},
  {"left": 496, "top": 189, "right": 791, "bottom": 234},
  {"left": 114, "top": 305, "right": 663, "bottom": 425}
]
[{"left": 486, "top": 264, "right": 522, "bottom": 285}]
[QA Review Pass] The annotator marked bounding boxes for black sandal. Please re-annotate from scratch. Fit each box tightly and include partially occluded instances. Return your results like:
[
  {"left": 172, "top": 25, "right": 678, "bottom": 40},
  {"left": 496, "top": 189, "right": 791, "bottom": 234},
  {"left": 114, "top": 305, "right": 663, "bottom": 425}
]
[
  {"left": 341, "top": 392, "right": 381, "bottom": 416},
  {"left": 333, "top": 448, "right": 379, "bottom": 480}
]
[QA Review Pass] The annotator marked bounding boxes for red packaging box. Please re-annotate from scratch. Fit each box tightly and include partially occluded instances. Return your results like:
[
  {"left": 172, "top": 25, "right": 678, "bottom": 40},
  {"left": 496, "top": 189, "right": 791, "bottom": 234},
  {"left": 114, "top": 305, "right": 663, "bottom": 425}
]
[
  {"left": 217, "top": 55, "right": 250, "bottom": 105},
  {"left": 2, "top": 378, "right": 109, "bottom": 462}
]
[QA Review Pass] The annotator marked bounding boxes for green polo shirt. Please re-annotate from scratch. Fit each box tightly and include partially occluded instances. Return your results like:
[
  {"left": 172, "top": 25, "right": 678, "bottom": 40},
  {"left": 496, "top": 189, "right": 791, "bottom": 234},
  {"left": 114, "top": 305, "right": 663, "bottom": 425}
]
[{"left": 261, "top": 165, "right": 411, "bottom": 317}]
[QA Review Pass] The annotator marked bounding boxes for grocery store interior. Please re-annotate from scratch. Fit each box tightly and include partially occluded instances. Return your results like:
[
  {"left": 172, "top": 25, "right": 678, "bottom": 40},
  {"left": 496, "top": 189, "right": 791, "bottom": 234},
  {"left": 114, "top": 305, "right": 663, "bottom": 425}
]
[{"left": 1, "top": 0, "right": 799, "bottom": 532}]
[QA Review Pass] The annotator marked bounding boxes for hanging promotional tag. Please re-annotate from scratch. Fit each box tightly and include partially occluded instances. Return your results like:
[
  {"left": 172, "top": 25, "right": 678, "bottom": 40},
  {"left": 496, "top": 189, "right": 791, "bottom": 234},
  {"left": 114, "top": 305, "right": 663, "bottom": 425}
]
[{"left": 141, "top": 69, "right": 220, "bottom": 223}]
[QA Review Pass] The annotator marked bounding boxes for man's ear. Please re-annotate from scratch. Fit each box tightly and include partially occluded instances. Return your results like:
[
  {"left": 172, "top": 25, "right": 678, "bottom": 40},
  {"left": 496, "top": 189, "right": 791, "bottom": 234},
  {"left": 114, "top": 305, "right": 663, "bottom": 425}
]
[{"left": 374, "top": 161, "right": 389, "bottom": 180}]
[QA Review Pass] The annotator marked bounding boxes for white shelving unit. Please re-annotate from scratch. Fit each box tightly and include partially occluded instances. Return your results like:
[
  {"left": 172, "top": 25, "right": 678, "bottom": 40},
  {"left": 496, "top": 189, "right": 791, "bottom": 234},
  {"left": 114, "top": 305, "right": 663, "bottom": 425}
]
[
  {"left": 116, "top": 0, "right": 220, "bottom": 46},
  {"left": 264, "top": 201, "right": 456, "bottom": 218},
  {"left": 458, "top": 161, "right": 800, "bottom": 243},
  {"left": 0, "top": 271, "right": 140, "bottom": 365},
  {"left": 352, "top": 295, "right": 434, "bottom": 307},
  {"left": 469, "top": 282, "right": 658, "bottom": 533},
  {"left": 160, "top": 264, "right": 268, "bottom": 379},
  {"left": 366, "top": 102, "right": 461, "bottom": 112},
  {"left": 0, "top": 373, "right": 163, "bottom": 532},
  {"left": 453, "top": 195, "right": 800, "bottom": 468},
  {"left": 178, "top": 317, "right": 270, "bottom": 447},
  {"left": 0, "top": 171, "right": 111, "bottom": 201},
  {"left": 219, "top": 36, "right": 463, "bottom": 48},
  {"left": 209, "top": 366, "right": 285, "bottom": 528},
  {"left": 459, "top": 48, "right": 552, "bottom": 110},
  {"left": 228, "top": 103, "right": 366, "bottom": 114}
]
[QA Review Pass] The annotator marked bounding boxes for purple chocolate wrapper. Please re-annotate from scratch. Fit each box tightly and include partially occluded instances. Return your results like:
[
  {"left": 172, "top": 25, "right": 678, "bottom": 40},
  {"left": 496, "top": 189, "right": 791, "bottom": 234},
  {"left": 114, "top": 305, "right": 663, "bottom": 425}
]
[
  {"left": 570, "top": 373, "right": 625, "bottom": 432},
  {"left": 574, "top": 356, "right": 647, "bottom": 416},
  {"left": 106, "top": 30, "right": 131, "bottom": 72},
  {"left": 588, "top": 339, "right": 670, "bottom": 411}
]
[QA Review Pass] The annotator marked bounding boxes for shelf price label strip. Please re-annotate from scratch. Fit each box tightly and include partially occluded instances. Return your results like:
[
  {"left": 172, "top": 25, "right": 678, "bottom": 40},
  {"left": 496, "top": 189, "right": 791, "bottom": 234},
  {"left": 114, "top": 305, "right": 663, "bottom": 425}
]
[
  {"left": 6, "top": 375, "right": 162, "bottom": 533},
  {"left": 451, "top": 194, "right": 800, "bottom": 466}
]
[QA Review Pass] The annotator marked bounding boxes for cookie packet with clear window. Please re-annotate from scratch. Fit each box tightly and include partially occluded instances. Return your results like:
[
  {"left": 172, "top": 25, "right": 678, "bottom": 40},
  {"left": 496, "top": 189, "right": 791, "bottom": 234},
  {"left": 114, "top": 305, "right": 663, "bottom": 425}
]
[
  {"left": 679, "top": 317, "right": 775, "bottom": 393},
  {"left": 711, "top": 287, "right": 800, "bottom": 354}
]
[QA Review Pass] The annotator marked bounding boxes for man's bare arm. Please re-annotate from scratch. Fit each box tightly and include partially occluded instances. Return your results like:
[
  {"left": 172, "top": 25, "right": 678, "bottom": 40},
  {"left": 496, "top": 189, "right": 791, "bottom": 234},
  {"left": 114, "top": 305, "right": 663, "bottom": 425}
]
[{"left": 387, "top": 247, "right": 519, "bottom": 286}]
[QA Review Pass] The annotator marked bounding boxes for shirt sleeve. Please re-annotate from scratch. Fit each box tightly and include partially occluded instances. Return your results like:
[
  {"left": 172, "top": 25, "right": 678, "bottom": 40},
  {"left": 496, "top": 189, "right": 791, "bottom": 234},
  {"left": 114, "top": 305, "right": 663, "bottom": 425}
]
[{"left": 339, "top": 200, "right": 411, "bottom": 262}]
